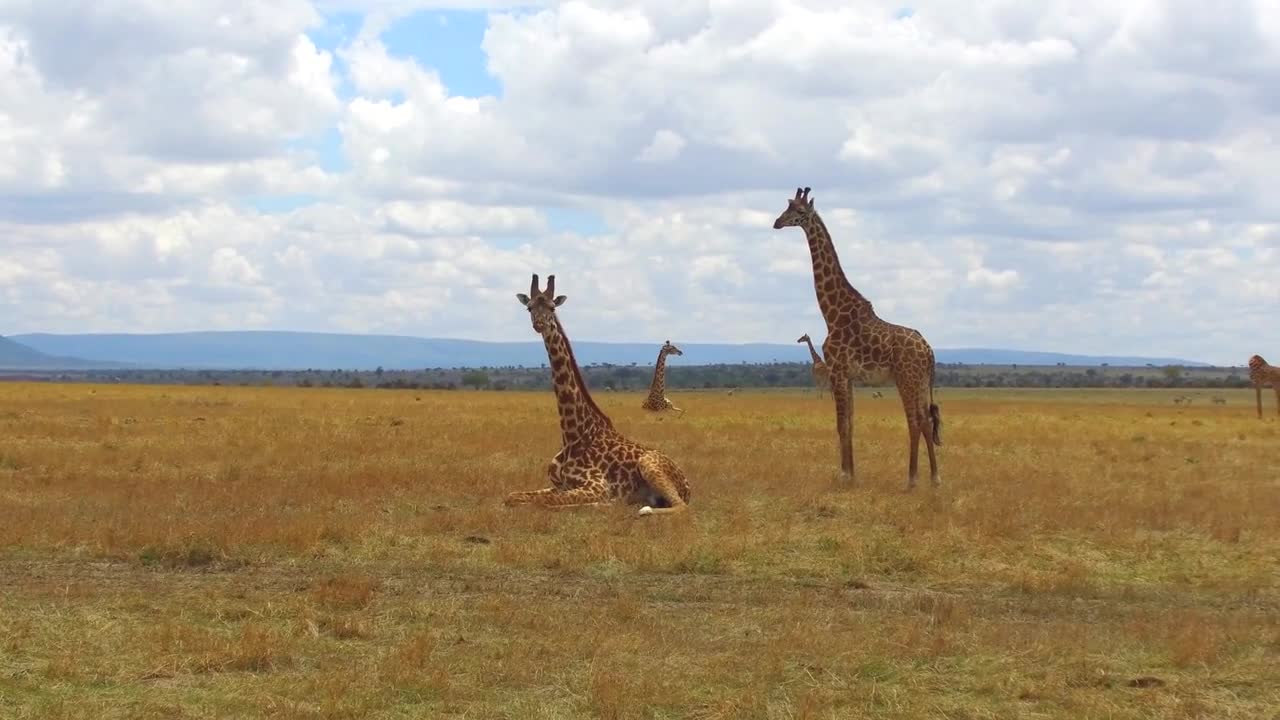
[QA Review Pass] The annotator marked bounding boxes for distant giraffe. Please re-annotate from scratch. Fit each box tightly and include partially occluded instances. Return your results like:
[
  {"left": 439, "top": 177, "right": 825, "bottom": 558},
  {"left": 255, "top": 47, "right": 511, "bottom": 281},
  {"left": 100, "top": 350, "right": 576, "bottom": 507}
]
[
  {"left": 1248, "top": 354, "right": 1280, "bottom": 419},
  {"left": 797, "top": 333, "right": 832, "bottom": 398},
  {"left": 773, "top": 186, "right": 942, "bottom": 489},
  {"left": 641, "top": 340, "right": 685, "bottom": 416},
  {"left": 507, "top": 275, "right": 691, "bottom": 515}
]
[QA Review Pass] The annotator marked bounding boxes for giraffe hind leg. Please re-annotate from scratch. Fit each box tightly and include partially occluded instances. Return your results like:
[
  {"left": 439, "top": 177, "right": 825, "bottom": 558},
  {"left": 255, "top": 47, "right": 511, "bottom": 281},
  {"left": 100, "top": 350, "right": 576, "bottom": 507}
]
[
  {"left": 635, "top": 454, "right": 689, "bottom": 516},
  {"left": 898, "top": 381, "right": 939, "bottom": 491}
]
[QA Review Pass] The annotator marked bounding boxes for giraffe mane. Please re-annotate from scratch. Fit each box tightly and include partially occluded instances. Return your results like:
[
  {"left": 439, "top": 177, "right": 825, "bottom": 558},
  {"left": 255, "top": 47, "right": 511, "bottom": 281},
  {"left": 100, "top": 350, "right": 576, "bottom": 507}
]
[
  {"left": 804, "top": 211, "right": 874, "bottom": 312},
  {"left": 551, "top": 313, "right": 614, "bottom": 430}
]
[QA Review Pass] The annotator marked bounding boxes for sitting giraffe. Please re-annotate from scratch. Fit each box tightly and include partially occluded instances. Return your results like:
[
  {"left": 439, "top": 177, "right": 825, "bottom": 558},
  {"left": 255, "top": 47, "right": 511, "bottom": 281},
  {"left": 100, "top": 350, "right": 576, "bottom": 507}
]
[
  {"left": 641, "top": 340, "right": 685, "bottom": 416},
  {"left": 773, "top": 186, "right": 942, "bottom": 489},
  {"left": 797, "top": 333, "right": 832, "bottom": 399},
  {"left": 1248, "top": 354, "right": 1280, "bottom": 419},
  {"left": 506, "top": 274, "right": 691, "bottom": 515}
]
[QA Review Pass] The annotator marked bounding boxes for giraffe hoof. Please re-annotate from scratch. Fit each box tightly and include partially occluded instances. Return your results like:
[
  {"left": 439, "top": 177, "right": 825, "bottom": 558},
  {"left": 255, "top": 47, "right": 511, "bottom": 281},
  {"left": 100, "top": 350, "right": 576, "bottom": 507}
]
[
  {"left": 638, "top": 506, "right": 654, "bottom": 516},
  {"left": 931, "top": 475, "right": 942, "bottom": 488}
]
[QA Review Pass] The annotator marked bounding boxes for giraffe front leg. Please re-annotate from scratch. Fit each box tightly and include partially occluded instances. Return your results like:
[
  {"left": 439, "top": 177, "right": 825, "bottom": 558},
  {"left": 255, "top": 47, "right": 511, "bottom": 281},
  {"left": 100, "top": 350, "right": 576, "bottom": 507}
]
[
  {"left": 504, "top": 485, "right": 612, "bottom": 510},
  {"left": 830, "top": 374, "right": 855, "bottom": 484},
  {"left": 1257, "top": 386, "right": 1264, "bottom": 419}
]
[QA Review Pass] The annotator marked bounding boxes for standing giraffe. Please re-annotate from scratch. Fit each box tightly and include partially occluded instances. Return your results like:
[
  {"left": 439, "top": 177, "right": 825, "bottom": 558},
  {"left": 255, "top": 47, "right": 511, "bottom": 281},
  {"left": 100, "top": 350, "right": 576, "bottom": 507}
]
[
  {"left": 797, "top": 333, "right": 832, "bottom": 399},
  {"left": 773, "top": 186, "right": 943, "bottom": 489},
  {"left": 507, "top": 274, "right": 691, "bottom": 515},
  {"left": 1248, "top": 354, "right": 1280, "bottom": 419},
  {"left": 641, "top": 340, "right": 685, "bottom": 416}
]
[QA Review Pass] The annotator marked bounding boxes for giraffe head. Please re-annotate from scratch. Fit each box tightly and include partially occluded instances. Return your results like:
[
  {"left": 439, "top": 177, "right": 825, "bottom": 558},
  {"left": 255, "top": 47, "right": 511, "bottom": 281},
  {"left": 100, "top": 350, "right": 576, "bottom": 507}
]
[
  {"left": 661, "top": 340, "right": 684, "bottom": 357},
  {"left": 796, "top": 334, "right": 810, "bottom": 344},
  {"left": 772, "top": 186, "right": 816, "bottom": 230},
  {"left": 516, "top": 273, "right": 567, "bottom": 336}
]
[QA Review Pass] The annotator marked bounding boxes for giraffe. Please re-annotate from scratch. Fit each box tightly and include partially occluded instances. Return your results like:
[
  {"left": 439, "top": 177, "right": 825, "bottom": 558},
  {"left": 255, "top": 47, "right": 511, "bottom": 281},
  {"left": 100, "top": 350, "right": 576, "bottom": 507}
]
[
  {"left": 797, "top": 333, "right": 832, "bottom": 399},
  {"left": 507, "top": 274, "right": 691, "bottom": 515},
  {"left": 773, "top": 186, "right": 943, "bottom": 489},
  {"left": 1248, "top": 354, "right": 1280, "bottom": 419},
  {"left": 641, "top": 340, "right": 685, "bottom": 416}
]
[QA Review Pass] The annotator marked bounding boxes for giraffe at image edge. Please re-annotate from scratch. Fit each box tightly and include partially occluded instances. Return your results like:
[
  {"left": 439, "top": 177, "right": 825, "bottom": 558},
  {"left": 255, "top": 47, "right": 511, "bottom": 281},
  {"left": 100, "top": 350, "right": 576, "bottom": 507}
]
[
  {"left": 1248, "top": 354, "right": 1280, "bottom": 419},
  {"left": 507, "top": 274, "right": 692, "bottom": 516},
  {"left": 642, "top": 340, "right": 685, "bottom": 416},
  {"left": 773, "top": 186, "right": 943, "bottom": 490},
  {"left": 797, "top": 333, "right": 832, "bottom": 399}
]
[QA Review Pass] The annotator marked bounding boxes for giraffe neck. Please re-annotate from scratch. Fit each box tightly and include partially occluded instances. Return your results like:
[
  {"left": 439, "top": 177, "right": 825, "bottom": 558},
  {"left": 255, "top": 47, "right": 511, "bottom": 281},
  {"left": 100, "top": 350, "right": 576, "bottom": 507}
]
[
  {"left": 800, "top": 214, "right": 875, "bottom": 327},
  {"left": 803, "top": 338, "right": 825, "bottom": 366},
  {"left": 648, "top": 349, "right": 669, "bottom": 396},
  {"left": 542, "top": 315, "right": 613, "bottom": 444}
]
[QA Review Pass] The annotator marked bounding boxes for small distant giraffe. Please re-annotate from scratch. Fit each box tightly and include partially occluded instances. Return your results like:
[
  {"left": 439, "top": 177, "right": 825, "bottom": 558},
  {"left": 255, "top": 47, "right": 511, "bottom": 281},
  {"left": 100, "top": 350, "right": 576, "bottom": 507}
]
[
  {"left": 1248, "top": 354, "right": 1280, "bottom": 419},
  {"left": 797, "top": 333, "right": 832, "bottom": 398},
  {"left": 641, "top": 340, "right": 685, "bottom": 416},
  {"left": 508, "top": 274, "right": 691, "bottom": 515},
  {"left": 773, "top": 186, "right": 942, "bottom": 489}
]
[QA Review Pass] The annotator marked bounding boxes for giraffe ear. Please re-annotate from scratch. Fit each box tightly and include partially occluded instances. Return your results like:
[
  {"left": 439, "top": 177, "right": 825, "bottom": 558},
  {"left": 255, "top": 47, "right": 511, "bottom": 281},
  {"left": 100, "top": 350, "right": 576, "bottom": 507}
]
[
  {"left": 807, "top": 196, "right": 815, "bottom": 209},
  {"left": 552, "top": 295, "right": 567, "bottom": 307},
  {"left": 516, "top": 293, "right": 530, "bottom": 306}
]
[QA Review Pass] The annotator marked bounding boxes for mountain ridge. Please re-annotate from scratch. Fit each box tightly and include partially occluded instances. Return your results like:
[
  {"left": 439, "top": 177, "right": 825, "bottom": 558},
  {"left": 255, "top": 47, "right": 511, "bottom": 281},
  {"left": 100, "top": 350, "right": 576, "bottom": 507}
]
[
  {"left": 0, "top": 336, "right": 126, "bottom": 370},
  {"left": 10, "top": 331, "right": 1213, "bottom": 370}
]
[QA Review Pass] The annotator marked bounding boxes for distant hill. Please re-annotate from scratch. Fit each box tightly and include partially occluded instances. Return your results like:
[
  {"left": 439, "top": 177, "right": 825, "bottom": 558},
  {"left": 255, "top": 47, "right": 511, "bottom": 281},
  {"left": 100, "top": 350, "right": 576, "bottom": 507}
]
[
  {"left": 0, "top": 336, "right": 124, "bottom": 370},
  {"left": 10, "top": 331, "right": 1211, "bottom": 371},
  {"left": 938, "top": 348, "right": 1209, "bottom": 367}
]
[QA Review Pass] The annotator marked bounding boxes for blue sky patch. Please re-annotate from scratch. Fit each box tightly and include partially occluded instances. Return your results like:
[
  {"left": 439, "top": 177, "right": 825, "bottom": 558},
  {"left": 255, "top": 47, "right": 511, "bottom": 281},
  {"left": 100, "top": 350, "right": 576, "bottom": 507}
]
[
  {"left": 289, "top": 127, "right": 349, "bottom": 174},
  {"left": 246, "top": 194, "right": 324, "bottom": 214},
  {"left": 382, "top": 10, "right": 502, "bottom": 98},
  {"left": 545, "top": 207, "right": 611, "bottom": 236}
]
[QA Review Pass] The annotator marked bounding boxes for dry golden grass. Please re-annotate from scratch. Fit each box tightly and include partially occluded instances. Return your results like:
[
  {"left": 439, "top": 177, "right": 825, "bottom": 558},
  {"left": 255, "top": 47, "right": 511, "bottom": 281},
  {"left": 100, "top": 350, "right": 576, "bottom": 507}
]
[{"left": 1, "top": 382, "right": 1278, "bottom": 718}]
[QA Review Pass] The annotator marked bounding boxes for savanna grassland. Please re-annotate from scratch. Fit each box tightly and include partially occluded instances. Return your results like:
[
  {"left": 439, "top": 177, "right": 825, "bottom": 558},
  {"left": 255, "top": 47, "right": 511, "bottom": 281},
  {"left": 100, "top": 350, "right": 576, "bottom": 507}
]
[{"left": 1, "top": 382, "right": 1278, "bottom": 719}]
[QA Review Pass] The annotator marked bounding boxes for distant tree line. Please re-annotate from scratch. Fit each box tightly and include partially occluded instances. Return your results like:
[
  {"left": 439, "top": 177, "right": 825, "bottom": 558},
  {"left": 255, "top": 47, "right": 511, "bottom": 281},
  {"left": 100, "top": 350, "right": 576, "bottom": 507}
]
[{"left": 1, "top": 361, "right": 1255, "bottom": 391}]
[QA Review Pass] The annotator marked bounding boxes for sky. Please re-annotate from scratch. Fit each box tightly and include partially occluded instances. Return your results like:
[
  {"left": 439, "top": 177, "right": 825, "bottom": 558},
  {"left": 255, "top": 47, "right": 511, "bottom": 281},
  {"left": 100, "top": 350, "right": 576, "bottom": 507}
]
[{"left": 1, "top": 1, "right": 1278, "bottom": 366}]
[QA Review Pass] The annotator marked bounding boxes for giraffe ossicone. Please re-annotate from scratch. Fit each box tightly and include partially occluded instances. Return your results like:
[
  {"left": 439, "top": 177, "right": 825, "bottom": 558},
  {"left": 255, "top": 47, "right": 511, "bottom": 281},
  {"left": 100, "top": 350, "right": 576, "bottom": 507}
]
[
  {"left": 508, "top": 273, "right": 692, "bottom": 515},
  {"left": 773, "top": 186, "right": 943, "bottom": 490}
]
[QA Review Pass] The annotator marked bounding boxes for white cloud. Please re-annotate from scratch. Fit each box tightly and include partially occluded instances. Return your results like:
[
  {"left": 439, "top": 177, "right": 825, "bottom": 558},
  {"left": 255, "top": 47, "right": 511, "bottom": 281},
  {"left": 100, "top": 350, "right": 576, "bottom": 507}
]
[
  {"left": 2, "top": 0, "right": 1280, "bottom": 365},
  {"left": 636, "top": 129, "right": 686, "bottom": 164}
]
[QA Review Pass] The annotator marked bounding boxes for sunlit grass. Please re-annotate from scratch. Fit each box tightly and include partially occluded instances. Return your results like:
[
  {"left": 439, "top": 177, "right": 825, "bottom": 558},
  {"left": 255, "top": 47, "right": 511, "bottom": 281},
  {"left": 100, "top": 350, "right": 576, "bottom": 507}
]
[{"left": 1, "top": 382, "right": 1277, "bottom": 718}]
